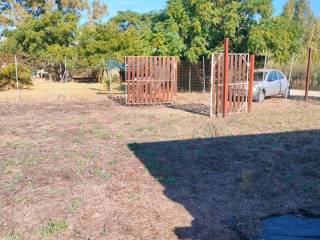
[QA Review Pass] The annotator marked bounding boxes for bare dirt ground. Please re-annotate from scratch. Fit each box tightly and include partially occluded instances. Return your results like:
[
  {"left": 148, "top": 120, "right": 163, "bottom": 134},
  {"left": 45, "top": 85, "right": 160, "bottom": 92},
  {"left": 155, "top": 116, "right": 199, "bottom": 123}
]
[{"left": 1, "top": 79, "right": 320, "bottom": 240}]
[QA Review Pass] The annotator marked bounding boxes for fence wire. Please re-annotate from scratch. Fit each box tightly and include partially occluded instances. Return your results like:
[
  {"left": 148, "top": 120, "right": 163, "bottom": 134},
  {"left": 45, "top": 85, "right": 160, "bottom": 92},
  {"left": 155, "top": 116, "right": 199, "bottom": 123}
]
[
  {"left": 177, "top": 58, "right": 211, "bottom": 93},
  {"left": 268, "top": 55, "right": 320, "bottom": 91}
]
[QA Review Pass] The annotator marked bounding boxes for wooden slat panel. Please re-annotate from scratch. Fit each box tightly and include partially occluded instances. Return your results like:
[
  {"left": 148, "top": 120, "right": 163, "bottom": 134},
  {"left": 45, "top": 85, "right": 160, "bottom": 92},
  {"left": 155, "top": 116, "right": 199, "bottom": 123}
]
[
  {"left": 125, "top": 56, "right": 177, "bottom": 105},
  {"left": 211, "top": 56, "right": 216, "bottom": 113},
  {"left": 159, "top": 57, "right": 161, "bottom": 103},
  {"left": 143, "top": 57, "right": 147, "bottom": 104},
  {"left": 151, "top": 57, "right": 155, "bottom": 104},
  {"left": 154, "top": 57, "right": 157, "bottom": 104},
  {"left": 235, "top": 55, "right": 239, "bottom": 111},
  {"left": 139, "top": 57, "right": 142, "bottom": 104},
  {"left": 220, "top": 56, "right": 224, "bottom": 114},
  {"left": 135, "top": 57, "right": 138, "bottom": 104},
  {"left": 241, "top": 55, "right": 246, "bottom": 109},
  {"left": 141, "top": 57, "right": 144, "bottom": 104},
  {"left": 146, "top": 57, "right": 150, "bottom": 104},
  {"left": 162, "top": 57, "right": 165, "bottom": 102},
  {"left": 228, "top": 55, "right": 233, "bottom": 113},
  {"left": 216, "top": 57, "right": 220, "bottom": 114},
  {"left": 165, "top": 57, "right": 169, "bottom": 102},
  {"left": 238, "top": 55, "right": 242, "bottom": 111},
  {"left": 232, "top": 55, "right": 236, "bottom": 111},
  {"left": 131, "top": 57, "right": 134, "bottom": 104},
  {"left": 163, "top": 57, "right": 167, "bottom": 102},
  {"left": 161, "top": 57, "right": 164, "bottom": 103},
  {"left": 129, "top": 57, "right": 132, "bottom": 104},
  {"left": 237, "top": 55, "right": 242, "bottom": 111},
  {"left": 156, "top": 57, "right": 159, "bottom": 104},
  {"left": 170, "top": 57, "right": 173, "bottom": 102}
]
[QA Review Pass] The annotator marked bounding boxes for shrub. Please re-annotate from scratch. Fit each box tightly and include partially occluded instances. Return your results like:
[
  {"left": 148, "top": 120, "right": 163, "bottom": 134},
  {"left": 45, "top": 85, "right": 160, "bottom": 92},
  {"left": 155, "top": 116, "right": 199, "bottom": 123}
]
[
  {"left": 0, "top": 64, "right": 32, "bottom": 90},
  {"left": 103, "top": 74, "right": 120, "bottom": 91}
]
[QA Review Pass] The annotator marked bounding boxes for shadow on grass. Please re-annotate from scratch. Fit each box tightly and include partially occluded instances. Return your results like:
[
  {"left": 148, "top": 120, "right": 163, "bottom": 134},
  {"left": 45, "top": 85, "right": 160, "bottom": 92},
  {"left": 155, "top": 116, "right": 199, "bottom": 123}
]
[
  {"left": 128, "top": 130, "right": 320, "bottom": 239},
  {"left": 289, "top": 95, "right": 320, "bottom": 101},
  {"left": 167, "top": 103, "right": 210, "bottom": 116}
]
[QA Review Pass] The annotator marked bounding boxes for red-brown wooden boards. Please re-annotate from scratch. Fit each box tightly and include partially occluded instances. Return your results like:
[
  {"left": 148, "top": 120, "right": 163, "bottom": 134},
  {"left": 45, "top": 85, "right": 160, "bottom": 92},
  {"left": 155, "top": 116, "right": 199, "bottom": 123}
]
[
  {"left": 125, "top": 56, "right": 177, "bottom": 105},
  {"left": 211, "top": 52, "right": 253, "bottom": 117}
]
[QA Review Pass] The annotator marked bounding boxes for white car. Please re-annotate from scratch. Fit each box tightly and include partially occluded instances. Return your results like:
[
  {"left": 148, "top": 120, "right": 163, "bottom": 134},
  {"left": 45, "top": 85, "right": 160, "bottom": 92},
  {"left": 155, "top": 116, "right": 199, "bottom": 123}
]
[{"left": 253, "top": 69, "right": 290, "bottom": 102}]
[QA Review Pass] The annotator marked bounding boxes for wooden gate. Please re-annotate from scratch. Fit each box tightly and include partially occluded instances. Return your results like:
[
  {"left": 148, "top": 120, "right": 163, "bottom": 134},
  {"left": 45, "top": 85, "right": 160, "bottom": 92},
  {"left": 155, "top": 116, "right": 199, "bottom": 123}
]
[
  {"left": 211, "top": 53, "right": 250, "bottom": 115},
  {"left": 125, "top": 56, "right": 177, "bottom": 105},
  {"left": 210, "top": 39, "right": 255, "bottom": 117}
]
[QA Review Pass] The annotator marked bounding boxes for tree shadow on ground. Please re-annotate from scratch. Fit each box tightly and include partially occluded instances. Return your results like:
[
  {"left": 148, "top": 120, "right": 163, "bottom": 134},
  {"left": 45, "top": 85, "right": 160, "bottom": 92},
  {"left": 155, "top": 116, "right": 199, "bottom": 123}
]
[{"left": 128, "top": 130, "right": 320, "bottom": 239}]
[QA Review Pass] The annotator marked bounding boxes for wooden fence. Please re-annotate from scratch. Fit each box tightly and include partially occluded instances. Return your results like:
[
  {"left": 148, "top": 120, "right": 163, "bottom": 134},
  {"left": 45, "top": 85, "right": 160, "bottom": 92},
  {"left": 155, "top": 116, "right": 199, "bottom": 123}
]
[
  {"left": 125, "top": 56, "right": 177, "bottom": 105},
  {"left": 210, "top": 39, "right": 255, "bottom": 118}
]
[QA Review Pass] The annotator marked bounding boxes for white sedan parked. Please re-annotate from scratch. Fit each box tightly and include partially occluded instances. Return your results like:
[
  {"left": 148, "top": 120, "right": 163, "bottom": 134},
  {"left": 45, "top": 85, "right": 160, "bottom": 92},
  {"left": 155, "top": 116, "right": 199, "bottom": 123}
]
[{"left": 253, "top": 69, "right": 290, "bottom": 102}]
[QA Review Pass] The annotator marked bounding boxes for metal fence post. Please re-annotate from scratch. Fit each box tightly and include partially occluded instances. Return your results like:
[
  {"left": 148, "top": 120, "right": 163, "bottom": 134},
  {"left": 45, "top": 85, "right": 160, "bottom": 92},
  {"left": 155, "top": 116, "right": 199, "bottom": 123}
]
[
  {"left": 188, "top": 64, "right": 191, "bottom": 93},
  {"left": 203, "top": 56, "right": 206, "bottom": 93},
  {"left": 109, "top": 69, "right": 112, "bottom": 99},
  {"left": 210, "top": 54, "right": 214, "bottom": 117},
  {"left": 248, "top": 55, "right": 255, "bottom": 113},
  {"left": 223, "top": 38, "right": 229, "bottom": 118},
  {"left": 15, "top": 55, "right": 19, "bottom": 90},
  {"left": 305, "top": 48, "right": 312, "bottom": 101}
]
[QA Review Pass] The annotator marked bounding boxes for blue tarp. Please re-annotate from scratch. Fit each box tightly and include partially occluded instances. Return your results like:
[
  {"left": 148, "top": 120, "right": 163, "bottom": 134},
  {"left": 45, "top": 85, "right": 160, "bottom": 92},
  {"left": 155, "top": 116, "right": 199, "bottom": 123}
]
[
  {"left": 257, "top": 214, "right": 320, "bottom": 240},
  {"left": 106, "top": 60, "right": 125, "bottom": 71}
]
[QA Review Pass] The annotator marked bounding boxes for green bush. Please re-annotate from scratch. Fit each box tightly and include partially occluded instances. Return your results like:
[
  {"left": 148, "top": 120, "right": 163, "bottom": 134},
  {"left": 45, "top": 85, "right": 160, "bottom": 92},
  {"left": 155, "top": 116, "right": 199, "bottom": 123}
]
[{"left": 0, "top": 64, "right": 32, "bottom": 90}]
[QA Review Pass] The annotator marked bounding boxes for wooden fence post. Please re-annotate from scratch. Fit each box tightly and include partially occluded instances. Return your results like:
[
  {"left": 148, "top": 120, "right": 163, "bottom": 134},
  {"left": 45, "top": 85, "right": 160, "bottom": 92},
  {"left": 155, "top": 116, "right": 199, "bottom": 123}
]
[
  {"left": 15, "top": 55, "right": 19, "bottom": 90},
  {"left": 248, "top": 55, "right": 255, "bottom": 113},
  {"left": 203, "top": 56, "right": 206, "bottom": 93},
  {"left": 305, "top": 48, "right": 312, "bottom": 101},
  {"left": 210, "top": 54, "right": 214, "bottom": 117},
  {"left": 223, "top": 38, "right": 229, "bottom": 118},
  {"left": 188, "top": 64, "right": 191, "bottom": 93}
]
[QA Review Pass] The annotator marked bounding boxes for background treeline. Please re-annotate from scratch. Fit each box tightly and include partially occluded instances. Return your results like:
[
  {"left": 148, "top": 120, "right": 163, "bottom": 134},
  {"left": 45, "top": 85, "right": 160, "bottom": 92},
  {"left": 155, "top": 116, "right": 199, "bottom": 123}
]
[{"left": 0, "top": 0, "right": 319, "bottom": 88}]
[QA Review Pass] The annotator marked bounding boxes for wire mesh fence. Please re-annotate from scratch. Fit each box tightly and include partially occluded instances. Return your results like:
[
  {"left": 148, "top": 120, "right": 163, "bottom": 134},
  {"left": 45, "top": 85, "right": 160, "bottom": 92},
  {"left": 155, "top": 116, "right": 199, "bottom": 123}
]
[
  {"left": 267, "top": 54, "right": 320, "bottom": 91},
  {"left": 177, "top": 58, "right": 211, "bottom": 93}
]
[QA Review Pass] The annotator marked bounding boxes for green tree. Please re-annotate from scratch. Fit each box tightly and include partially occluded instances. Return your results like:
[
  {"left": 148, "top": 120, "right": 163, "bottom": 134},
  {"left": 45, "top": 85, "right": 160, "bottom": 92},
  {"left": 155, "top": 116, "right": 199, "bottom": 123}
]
[
  {"left": 76, "top": 10, "right": 155, "bottom": 68},
  {"left": 0, "top": 0, "right": 89, "bottom": 29},
  {"left": 156, "top": 0, "right": 273, "bottom": 62},
  {"left": 249, "top": 16, "right": 302, "bottom": 64},
  {"left": 3, "top": 11, "right": 79, "bottom": 81},
  {"left": 248, "top": 0, "right": 317, "bottom": 64}
]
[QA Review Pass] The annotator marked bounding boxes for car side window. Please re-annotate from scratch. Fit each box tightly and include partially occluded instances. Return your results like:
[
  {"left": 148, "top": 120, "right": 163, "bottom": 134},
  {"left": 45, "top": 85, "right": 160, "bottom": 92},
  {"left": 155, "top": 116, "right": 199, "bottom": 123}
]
[
  {"left": 267, "top": 71, "right": 278, "bottom": 81},
  {"left": 277, "top": 71, "right": 285, "bottom": 80}
]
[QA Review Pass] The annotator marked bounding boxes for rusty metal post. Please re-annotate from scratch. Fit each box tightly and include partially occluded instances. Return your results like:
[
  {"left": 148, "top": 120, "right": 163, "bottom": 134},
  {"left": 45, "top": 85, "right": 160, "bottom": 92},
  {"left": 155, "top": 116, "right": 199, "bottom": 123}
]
[
  {"left": 223, "top": 38, "right": 229, "bottom": 118},
  {"left": 188, "top": 64, "right": 191, "bottom": 93},
  {"left": 305, "top": 48, "right": 312, "bottom": 101},
  {"left": 210, "top": 54, "right": 214, "bottom": 117},
  {"left": 248, "top": 55, "right": 255, "bottom": 113}
]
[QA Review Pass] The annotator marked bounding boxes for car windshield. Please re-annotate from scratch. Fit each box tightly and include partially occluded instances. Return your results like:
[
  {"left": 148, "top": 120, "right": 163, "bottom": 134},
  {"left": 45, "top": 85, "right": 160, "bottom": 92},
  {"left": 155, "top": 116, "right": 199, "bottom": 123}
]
[{"left": 254, "top": 72, "right": 265, "bottom": 81}]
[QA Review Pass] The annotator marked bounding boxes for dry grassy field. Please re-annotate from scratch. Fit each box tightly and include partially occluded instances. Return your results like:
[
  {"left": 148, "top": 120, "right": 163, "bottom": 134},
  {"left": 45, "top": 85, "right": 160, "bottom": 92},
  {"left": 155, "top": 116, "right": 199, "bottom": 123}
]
[{"left": 1, "top": 79, "right": 320, "bottom": 239}]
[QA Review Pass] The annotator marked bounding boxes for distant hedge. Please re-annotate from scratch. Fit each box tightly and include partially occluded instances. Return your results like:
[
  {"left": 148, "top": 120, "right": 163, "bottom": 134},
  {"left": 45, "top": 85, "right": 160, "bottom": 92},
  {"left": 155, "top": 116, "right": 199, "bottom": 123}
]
[{"left": 0, "top": 64, "right": 32, "bottom": 90}]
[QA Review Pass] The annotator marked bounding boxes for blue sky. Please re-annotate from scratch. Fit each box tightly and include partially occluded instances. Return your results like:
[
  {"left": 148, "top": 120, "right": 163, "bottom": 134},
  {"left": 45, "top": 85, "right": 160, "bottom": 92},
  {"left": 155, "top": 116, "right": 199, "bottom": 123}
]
[{"left": 104, "top": 0, "right": 320, "bottom": 20}]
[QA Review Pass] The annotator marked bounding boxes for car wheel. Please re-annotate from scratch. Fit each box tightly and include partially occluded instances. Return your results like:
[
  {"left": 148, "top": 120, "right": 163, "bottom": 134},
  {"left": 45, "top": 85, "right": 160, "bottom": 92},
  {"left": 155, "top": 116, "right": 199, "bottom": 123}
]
[
  {"left": 283, "top": 88, "right": 290, "bottom": 99},
  {"left": 258, "top": 90, "right": 265, "bottom": 103}
]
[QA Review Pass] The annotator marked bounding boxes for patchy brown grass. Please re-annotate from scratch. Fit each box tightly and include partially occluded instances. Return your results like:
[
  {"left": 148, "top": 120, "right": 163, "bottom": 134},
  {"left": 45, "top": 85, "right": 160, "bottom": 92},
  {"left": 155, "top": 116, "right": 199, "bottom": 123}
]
[{"left": 0, "top": 80, "right": 320, "bottom": 239}]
